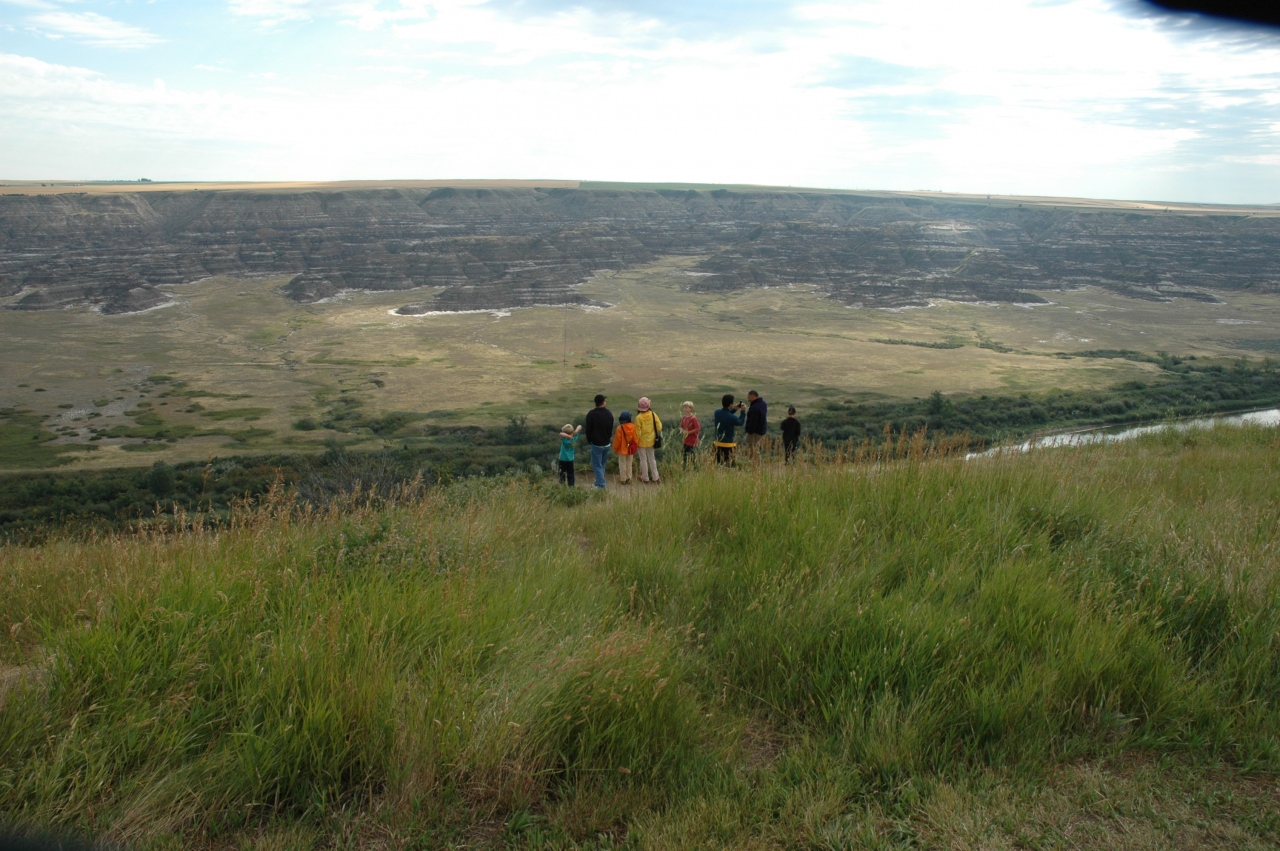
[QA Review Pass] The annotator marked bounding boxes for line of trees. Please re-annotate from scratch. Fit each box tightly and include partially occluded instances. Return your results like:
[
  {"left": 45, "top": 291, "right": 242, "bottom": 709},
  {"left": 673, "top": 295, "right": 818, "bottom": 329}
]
[
  {"left": 0, "top": 418, "right": 563, "bottom": 542},
  {"left": 803, "top": 355, "right": 1280, "bottom": 447}
]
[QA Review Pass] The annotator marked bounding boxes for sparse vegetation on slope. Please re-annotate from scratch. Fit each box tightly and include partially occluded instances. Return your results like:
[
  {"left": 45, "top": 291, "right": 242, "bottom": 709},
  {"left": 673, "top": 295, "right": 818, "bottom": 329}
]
[
  {"left": 2, "top": 425, "right": 1280, "bottom": 848},
  {"left": 4, "top": 354, "right": 1279, "bottom": 540},
  {"left": 0, "top": 408, "right": 98, "bottom": 469},
  {"left": 805, "top": 353, "right": 1280, "bottom": 445},
  {"left": 6, "top": 247, "right": 1280, "bottom": 473}
]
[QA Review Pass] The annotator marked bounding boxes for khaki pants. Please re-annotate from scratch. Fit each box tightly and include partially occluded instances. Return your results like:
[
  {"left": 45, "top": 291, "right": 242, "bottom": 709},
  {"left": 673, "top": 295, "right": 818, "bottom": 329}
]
[
  {"left": 618, "top": 453, "right": 634, "bottom": 483},
  {"left": 637, "top": 447, "right": 659, "bottom": 482},
  {"left": 745, "top": 432, "right": 764, "bottom": 458}
]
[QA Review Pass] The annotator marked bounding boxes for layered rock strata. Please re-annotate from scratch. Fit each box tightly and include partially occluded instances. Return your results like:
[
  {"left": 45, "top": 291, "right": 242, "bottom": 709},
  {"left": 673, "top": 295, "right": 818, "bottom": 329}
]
[{"left": 1, "top": 187, "right": 1276, "bottom": 314}]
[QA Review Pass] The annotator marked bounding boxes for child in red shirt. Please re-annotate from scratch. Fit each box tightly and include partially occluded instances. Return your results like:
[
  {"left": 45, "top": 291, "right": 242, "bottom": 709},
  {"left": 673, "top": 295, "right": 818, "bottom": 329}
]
[{"left": 679, "top": 401, "right": 700, "bottom": 467}]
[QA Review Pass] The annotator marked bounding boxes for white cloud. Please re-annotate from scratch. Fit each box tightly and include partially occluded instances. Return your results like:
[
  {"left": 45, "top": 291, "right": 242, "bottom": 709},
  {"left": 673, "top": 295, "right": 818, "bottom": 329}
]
[
  {"left": 3, "top": 1, "right": 1280, "bottom": 201},
  {"left": 226, "top": 0, "right": 374, "bottom": 24},
  {"left": 1224, "top": 154, "right": 1280, "bottom": 166},
  {"left": 0, "top": 53, "right": 270, "bottom": 140},
  {"left": 925, "top": 107, "right": 1199, "bottom": 191},
  {"left": 28, "top": 11, "right": 163, "bottom": 49}
]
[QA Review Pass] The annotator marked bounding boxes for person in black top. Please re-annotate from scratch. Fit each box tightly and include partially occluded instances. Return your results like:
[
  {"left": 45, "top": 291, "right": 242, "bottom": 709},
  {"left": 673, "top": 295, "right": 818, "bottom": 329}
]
[
  {"left": 780, "top": 406, "right": 801, "bottom": 463},
  {"left": 744, "top": 390, "right": 768, "bottom": 458},
  {"left": 583, "top": 393, "right": 614, "bottom": 489}
]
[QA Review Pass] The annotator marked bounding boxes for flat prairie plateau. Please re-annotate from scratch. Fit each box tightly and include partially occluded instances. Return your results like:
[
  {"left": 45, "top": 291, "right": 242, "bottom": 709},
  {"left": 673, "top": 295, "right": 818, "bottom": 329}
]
[{"left": 0, "top": 178, "right": 582, "bottom": 195}]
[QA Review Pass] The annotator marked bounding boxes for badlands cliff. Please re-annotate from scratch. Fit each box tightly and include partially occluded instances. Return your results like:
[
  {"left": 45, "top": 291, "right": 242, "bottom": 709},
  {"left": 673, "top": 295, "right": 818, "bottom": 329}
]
[{"left": 1, "top": 185, "right": 1277, "bottom": 314}]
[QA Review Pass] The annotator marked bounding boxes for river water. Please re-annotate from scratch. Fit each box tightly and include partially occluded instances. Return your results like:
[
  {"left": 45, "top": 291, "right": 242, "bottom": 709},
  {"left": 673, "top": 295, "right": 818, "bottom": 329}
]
[{"left": 972, "top": 407, "right": 1280, "bottom": 457}]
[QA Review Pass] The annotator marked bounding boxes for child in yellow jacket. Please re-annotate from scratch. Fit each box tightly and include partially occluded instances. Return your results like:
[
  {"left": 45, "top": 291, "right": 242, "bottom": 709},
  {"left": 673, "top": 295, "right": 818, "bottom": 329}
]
[
  {"left": 612, "top": 411, "right": 639, "bottom": 485},
  {"left": 634, "top": 397, "right": 663, "bottom": 484}
]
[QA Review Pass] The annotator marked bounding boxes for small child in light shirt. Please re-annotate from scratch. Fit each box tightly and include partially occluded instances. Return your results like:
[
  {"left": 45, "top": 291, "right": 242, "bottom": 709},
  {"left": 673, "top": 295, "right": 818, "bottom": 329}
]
[{"left": 558, "top": 423, "right": 582, "bottom": 486}]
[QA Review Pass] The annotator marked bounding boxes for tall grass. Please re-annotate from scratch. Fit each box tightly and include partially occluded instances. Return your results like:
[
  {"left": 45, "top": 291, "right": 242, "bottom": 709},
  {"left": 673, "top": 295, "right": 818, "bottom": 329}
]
[{"left": 1, "top": 425, "right": 1279, "bottom": 847}]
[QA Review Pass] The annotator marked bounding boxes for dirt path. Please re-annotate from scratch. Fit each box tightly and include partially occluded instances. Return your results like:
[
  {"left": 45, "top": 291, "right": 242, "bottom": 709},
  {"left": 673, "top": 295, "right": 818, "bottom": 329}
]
[{"left": 0, "top": 650, "right": 47, "bottom": 708}]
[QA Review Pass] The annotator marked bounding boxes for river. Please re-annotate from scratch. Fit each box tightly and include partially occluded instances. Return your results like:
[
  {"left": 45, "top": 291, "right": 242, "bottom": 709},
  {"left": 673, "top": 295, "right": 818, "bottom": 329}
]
[{"left": 972, "top": 407, "right": 1280, "bottom": 457}]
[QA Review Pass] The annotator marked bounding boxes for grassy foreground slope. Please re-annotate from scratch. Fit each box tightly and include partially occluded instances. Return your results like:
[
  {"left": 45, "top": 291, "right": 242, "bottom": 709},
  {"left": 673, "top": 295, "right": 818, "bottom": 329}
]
[{"left": 2, "top": 427, "right": 1280, "bottom": 849}]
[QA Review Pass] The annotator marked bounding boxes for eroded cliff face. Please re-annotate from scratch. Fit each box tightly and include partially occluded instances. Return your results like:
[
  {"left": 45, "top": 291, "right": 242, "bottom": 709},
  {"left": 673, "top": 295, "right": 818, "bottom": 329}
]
[{"left": 1, "top": 186, "right": 1277, "bottom": 314}]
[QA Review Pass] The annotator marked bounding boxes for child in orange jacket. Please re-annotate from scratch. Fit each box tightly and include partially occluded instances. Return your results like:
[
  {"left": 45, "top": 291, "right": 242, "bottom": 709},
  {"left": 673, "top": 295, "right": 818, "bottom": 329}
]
[{"left": 612, "top": 411, "right": 639, "bottom": 485}]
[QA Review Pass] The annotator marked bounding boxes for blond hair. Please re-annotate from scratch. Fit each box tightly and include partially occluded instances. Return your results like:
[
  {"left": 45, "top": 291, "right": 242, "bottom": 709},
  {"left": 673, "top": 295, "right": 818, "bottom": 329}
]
[{"left": 681, "top": 400, "right": 694, "bottom": 411}]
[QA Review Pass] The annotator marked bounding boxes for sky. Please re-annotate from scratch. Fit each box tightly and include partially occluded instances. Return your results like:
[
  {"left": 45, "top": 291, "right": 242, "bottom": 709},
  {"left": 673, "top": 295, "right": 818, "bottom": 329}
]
[{"left": 1, "top": 0, "right": 1279, "bottom": 203}]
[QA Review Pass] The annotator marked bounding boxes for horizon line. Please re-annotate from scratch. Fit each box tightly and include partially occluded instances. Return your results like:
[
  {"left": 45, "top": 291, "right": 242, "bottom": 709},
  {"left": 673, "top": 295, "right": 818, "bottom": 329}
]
[{"left": 1, "top": 178, "right": 1276, "bottom": 213}]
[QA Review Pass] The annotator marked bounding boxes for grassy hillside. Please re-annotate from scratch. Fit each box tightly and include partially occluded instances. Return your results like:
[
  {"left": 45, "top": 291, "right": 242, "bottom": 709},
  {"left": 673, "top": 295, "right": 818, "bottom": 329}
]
[{"left": 2, "top": 426, "right": 1280, "bottom": 848}]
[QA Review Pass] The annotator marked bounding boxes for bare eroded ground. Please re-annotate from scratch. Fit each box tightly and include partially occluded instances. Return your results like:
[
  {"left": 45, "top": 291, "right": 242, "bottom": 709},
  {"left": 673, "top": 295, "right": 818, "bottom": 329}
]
[{"left": 3, "top": 253, "right": 1279, "bottom": 470}]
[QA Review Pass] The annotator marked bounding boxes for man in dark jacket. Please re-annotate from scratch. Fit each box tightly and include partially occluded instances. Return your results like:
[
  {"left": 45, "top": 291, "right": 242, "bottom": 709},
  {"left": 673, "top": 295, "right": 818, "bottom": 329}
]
[
  {"left": 583, "top": 393, "right": 614, "bottom": 489},
  {"left": 744, "top": 390, "right": 767, "bottom": 457}
]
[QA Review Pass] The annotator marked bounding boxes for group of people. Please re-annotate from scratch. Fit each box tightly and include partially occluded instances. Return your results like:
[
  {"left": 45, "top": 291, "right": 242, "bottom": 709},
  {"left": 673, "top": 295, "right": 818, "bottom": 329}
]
[{"left": 558, "top": 392, "right": 802, "bottom": 489}]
